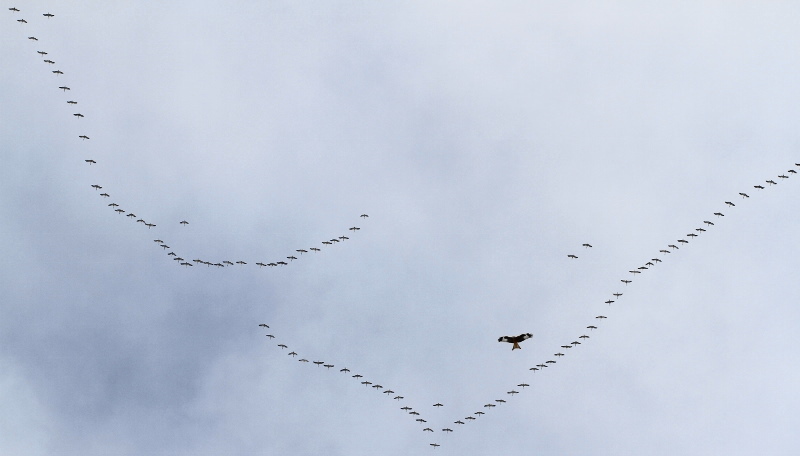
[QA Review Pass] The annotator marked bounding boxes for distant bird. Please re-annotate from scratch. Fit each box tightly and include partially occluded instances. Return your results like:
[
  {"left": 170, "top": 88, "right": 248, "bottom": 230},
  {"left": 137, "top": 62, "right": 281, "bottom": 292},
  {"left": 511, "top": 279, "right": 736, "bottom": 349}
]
[
  {"left": 596, "top": 315, "right": 607, "bottom": 319},
  {"left": 484, "top": 404, "right": 496, "bottom": 408},
  {"left": 43, "top": 13, "right": 54, "bottom": 18},
  {"left": 582, "top": 243, "right": 592, "bottom": 248},
  {"left": 180, "top": 220, "right": 188, "bottom": 225},
  {"left": 529, "top": 367, "right": 539, "bottom": 372},
  {"left": 287, "top": 256, "right": 297, "bottom": 261},
  {"left": 85, "top": 159, "right": 96, "bottom": 164},
  {"left": 67, "top": 100, "right": 77, "bottom": 104},
  {"left": 613, "top": 293, "right": 622, "bottom": 298},
  {"left": 372, "top": 384, "right": 383, "bottom": 389},
  {"left": 725, "top": 201, "right": 735, "bottom": 206},
  {"left": 288, "top": 352, "right": 297, "bottom": 357},
  {"left": 53, "top": 70, "right": 64, "bottom": 75},
  {"left": 349, "top": 226, "right": 360, "bottom": 231},
  {"left": 767, "top": 180, "right": 777, "bottom": 185},
  {"left": 696, "top": 228, "right": 706, "bottom": 232},
  {"left": 324, "top": 364, "right": 334, "bottom": 369},
  {"left": 430, "top": 443, "right": 440, "bottom": 448},
  {"left": 567, "top": 254, "right": 578, "bottom": 259},
  {"left": 9, "top": 7, "right": 20, "bottom": 12},
  {"left": 433, "top": 403, "right": 443, "bottom": 408},
  {"left": 579, "top": 335, "right": 589, "bottom": 339},
  {"left": 17, "top": 18, "right": 26, "bottom": 23},
  {"left": 37, "top": 51, "right": 47, "bottom": 56},
  {"left": 587, "top": 325, "right": 597, "bottom": 330},
  {"left": 659, "top": 249, "right": 670, "bottom": 254},
  {"left": 555, "top": 353, "right": 564, "bottom": 357},
  {"left": 340, "top": 368, "right": 350, "bottom": 373},
  {"left": 353, "top": 374, "right": 363, "bottom": 379},
  {"left": 256, "top": 262, "right": 266, "bottom": 268},
  {"left": 296, "top": 249, "right": 307, "bottom": 254},
  {"left": 442, "top": 428, "right": 453, "bottom": 433},
  {"left": 518, "top": 383, "right": 530, "bottom": 388},
  {"left": 423, "top": 428, "right": 433, "bottom": 432},
  {"left": 154, "top": 240, "right": 163, "bottom": 243},
  {"left": 704, "top": 220, "right": 714, "bottom": 226},
  {"left": 498, "top": 333, "right": 532, "bottom": 350},
  {"left": 789, "top": 169, "right": 797, "bottom": 174},
  {"left": 394, "top": 396, "right": 404, "bottom": 400},
  {"left": 360, "top": 214, "right": 369, "bottom": 218},
  {"left": 669, "top": 244, "right": 679, "bottom": 249},
  {"left": 686, "top": 233, "right": 697, "bottom": 238},
  {"left": 545, "top": 360, "right": 556, "bottom": 364},
  {"left": 258, "top": 323, "right": 269, "bottom": 328},
  {"left": 79, "top": 135, "right": 90, "bottom": 140},
  {"left": 621, "top": 279, "right": 632, "bottom": 284},
  {"left": 28, "top": 37, "right": 38, "bottom": 41},
  {"left": 44, "top": 59, "right": 55, "bottom": 64},
  {"left": 401, "top": 406, "right": 412, "bottom": 411},
  {"left": 779, "top": 175, "right": 788, "bottom": 179},
  {"left": 739, "top": 193, "right": 749, "bottom": 198},
  {"left": 277, "top": 344, "right": 288, "bottom": 349},
  {"left": 507, "top": 391, "right": 519, "bottom": 396},
  {"left": 236, "top": 261, "right": 247, "bottom": 265},
  {"left": 91, "top": 184, "right": 102, "bottom": 190},
  {"left": 58, "top": 86, "right": 70, "bottom": 91},
  {"left": 605, "top": 300, "right": 614, "bottom": 305},
  {"left": 678, "top": 239, "right": 688, "bottom": 244},
  {"left": 298, "top": 359, "right": 308, "bottom": 363},
  {"left": 465, "top": 416, "right": 476, "bottom": 420},
  {"left": 474, "top": 411, "right": 485, "bottom": 416},
  {"left": 754, "top": 185, "right": 765, "bottom": 190},
  {"left": 310, "top": 247, "right": 321, "bottom": 252},
  {"left": 314, "top": 361, "right": 325, "bottom": 366},
  {"left": 714, "top": 212, "right": 724, "bottom": 217},
  {"left": 495, "top": 399, "right": 506, "bottom": 404}
]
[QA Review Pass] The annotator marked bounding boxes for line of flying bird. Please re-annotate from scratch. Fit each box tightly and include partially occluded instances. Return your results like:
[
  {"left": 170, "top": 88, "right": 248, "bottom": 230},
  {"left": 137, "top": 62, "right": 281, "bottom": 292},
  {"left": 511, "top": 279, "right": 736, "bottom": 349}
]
[{"left": 10, "top": 8, "right": 369, "bottom": 272}]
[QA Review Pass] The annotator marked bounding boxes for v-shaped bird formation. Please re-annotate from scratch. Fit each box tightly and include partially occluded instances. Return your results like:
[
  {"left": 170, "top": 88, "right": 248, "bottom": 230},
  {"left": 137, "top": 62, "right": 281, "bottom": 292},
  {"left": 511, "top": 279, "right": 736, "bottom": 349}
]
[{"left": 7, "top": 5, "right": 799, "bottom": 451}]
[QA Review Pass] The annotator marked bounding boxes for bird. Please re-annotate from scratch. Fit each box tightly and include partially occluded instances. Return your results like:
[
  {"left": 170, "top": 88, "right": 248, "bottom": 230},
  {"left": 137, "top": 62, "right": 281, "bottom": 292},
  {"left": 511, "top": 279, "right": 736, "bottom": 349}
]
[
  {"left": 401, "top": 406, "right": 412, "bottom": 411},
  {"left": 714, "top": 212, "right": 724, "bottom": 217},
  {"left": 37, "top": 51, "right": 47, "bottom": 56},
  {"left": 725, "top": 201, "right": 735, "bottom": 206},
  {"left": 394, "top": 396, "right": 404, "bottom": 400},
  {"left": 180, "top": 220, "right": 188, "bottom": 225},
  {"left": 474, "top": 411, "right": 485, "bottom": 416},
  {"left": 659, "top": 249, "right": 670, "bottom": 254},
  {"left": 767, "top": 180, "right": 777, "bottom": 185},
  {"left": 605, "top": 300, "right": 614, "bottom": 305},
  {"left": 59, "top": 86, "right": 70, "bottom": 91},
  {"left": 518, "top": 383, "right": 530, "bottom": 388},
  {"left": 17, "top": 18, "right": 27, "bottom": 23},
  {"left": 613, "top": 293, "right": 623, "bottom": 298},
  {"left": 507, "top": 391, "right": 519, "bottom": 395},
  {"left": 567, "top": 254, "right": 578, "bottom": 259},
  {"left": 9, "top": 7, "right": 20, "bottom": 12},
  {"left": 287, "top": 256, "right": 297, "bottom": 261},
  {"left": 433, "top": 403, "right": 443, "bottom": 408},
  {"left": 353, "top": 374, "right": 363, "bottom": 379},
  {"left": 72, "top": 113, "right": 84, "bottom": 118},
  {"left": 579, "top": 335, "right": 589, "bottom": 339},
  {"left": 309, "top": 247, "right": 321, "bottom": 252},
  {"left": 423, "top": 428, "right": 433, "bottom": 432},
  {"left": 258, "top": 324, "right": 269, "bottom": 328},
  {"left": 430, "top": 443, "right": 440, "bottom": 448},
  {"left": 555, "top": 353, "right": 564, "bottom": 357},
  {"left": 678, "top": 239, "right": 688, "bottom": 244},
  {"left": 789, "top": 170, "right": 797, "bottom": 174},
  {"left": 442, "top": 428, "right": 453, "bottom": 433},
  {"left": 596, "top": 315, "right": 607, "bottom": 319},
  {"left": 91, "top": 184, "right": 102, "bottom": 190},
  {"left": 739, "top": 193, "right": 749, "bottom": 198},
  {"left": 44, "top": 59, "right": 55, "bottom": 64},
  {"left": 288, "top": 352, "right": 297, "bottom": 357},
  {"left": 360, "top": 214, "right": 369, "bottom": 218},
  {"left": 587, "top": 325, "right": 597, "bottom": 330},
  {"left": 67, "top": 100, "right": 77, "bottom": 104},
  {"left": 668, "top": 244, "right": 679, "bottom": 249},
  {"left": 582, "top": 243, "right": 592, "bottom": 248},
  {"left": 53, "top": 70, "right": 64, "bottom": 75},
  {"left": 340, "top": 368, "right": 350, "bottom": 373},
  {"left": 498, "top": 333, "right": 532, "bottom": 350},
  {"left": 79, "top": 135, "right": 90, "bottom": 140},
  {"left": 529, "top": 367, "right": 539, "bottom": 372},
  {"left": 779, "top": 175, "right": 788, "bottom": 179},
  {"left": 84, "top": 159, "right": 96, "bottom": 164},
  {"left": 621, "top": 279, "right": 632, "bottom": 284},
  {"left": 277, "top": 344, "right": 288, "bottom": 349},
  {"left": 704, "top": 220, "right": 714, "bottom": 226},
  {"left": 349, "top": 226, "right": 360, "bottom": 231},
  {"left": 43, "top": 13, "right": 54, "bottom": 18},
  {"left": 314, "top": 361, "right": 325, "bottom": 366},
  {"left": 28, "top": 36, "right": 38, "bottom": 40},
  {"left": 495, "top": 399, "right": 506, "bottom": 404}
]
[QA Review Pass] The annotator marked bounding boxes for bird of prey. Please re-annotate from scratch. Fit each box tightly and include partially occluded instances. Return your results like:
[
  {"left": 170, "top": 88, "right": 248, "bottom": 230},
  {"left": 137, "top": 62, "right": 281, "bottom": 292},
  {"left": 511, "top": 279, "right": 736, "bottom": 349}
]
[{"left": 498, "top": 333, "right": 532, "bottom": 350}]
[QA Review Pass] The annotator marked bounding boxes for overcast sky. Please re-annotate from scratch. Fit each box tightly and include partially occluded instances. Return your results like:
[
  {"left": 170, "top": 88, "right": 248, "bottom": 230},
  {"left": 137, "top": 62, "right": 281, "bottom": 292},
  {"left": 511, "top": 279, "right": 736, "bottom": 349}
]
[{"left": 2, "top": 1, "right": 799, "bottom": 455}]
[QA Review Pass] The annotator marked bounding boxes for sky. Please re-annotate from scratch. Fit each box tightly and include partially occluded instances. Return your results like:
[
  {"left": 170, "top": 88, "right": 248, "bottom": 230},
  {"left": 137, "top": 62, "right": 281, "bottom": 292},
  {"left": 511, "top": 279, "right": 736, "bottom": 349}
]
[{"left": 2, "top": 1, "right": 799, "bottom": 455}]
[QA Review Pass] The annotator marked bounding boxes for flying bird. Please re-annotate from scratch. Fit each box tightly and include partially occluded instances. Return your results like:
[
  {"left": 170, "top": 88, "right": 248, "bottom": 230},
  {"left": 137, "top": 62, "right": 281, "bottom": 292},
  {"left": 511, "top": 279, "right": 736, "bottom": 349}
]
[
  {"left": 567, "top": 254, "right": 578, "bottom": 259},
  {"left": 498, "top": 333, "right": 532, "bottom": 350}
]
